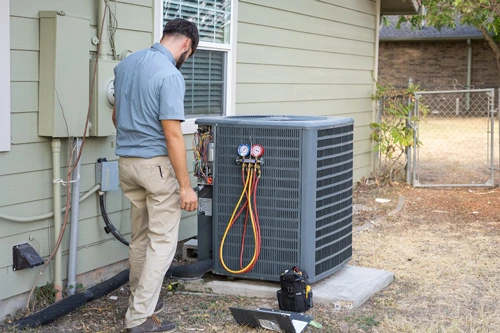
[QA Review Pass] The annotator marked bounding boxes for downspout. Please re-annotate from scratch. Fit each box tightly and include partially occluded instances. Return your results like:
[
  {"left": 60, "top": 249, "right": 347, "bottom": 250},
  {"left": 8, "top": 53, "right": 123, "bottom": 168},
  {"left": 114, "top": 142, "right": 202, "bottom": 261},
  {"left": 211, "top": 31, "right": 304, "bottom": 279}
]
[
  {"left": 466, "top": 39, "right": 472, "bottom": 113},
  {"left": 372, "top": 0, "right": 381, "bottom": 174},
  {"left": 67, "top": 138, "right": 82, "bottom": 295},
  {"left": 51, "top": 139, "right": 63, "bottom": 301}
]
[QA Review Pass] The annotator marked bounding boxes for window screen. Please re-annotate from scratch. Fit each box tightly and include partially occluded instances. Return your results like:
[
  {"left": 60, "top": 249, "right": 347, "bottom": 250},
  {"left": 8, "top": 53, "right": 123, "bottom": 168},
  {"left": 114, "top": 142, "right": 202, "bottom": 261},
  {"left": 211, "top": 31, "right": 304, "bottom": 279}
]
[
  {"left": 163, "top": 0, "right": 231, "bottom": 44},
  {"left": 180, "top": 49, "right": 225, "bottom": 117}
]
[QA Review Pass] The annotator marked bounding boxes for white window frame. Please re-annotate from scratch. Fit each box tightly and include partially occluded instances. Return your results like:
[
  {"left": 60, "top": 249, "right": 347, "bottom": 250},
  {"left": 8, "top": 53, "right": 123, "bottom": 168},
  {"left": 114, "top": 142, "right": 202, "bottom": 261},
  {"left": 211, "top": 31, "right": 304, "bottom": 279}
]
[
  {"left": 154, "top": 0, "right": 238, "bottom": 134},
  {"left": 0, "top": 0, "right": 11, "bottom": 151}
]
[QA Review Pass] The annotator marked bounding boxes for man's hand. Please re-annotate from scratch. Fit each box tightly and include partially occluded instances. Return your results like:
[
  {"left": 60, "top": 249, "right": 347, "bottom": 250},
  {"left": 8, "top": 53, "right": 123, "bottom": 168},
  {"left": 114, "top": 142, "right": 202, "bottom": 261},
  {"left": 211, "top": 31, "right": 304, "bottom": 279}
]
[{"left": 180, "top": 186, "right": 198, "bottom": 212}]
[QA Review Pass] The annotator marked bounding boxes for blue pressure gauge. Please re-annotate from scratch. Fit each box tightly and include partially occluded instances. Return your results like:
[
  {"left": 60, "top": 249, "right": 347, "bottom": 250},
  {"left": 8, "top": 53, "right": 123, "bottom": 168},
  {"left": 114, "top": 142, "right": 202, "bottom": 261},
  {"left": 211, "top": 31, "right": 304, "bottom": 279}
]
[{"left": 237, "top": 144, "right": 250, "bottom": 157}]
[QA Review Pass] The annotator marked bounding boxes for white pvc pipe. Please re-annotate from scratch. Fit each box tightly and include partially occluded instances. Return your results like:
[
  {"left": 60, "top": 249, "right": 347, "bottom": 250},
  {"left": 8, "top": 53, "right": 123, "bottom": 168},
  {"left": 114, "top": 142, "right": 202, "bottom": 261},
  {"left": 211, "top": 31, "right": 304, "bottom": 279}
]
[
  {"left": 0, "top": 185, "right": 100, "bottom": 222},
  {"left": 51, "top": 139, "right": 63, "bottom": 301},
  {"left": 68, "top": 138, "right": 82, "bottom": 295},
  {"left": 98, "top": 0, "right": 109, "bottom": 59}
]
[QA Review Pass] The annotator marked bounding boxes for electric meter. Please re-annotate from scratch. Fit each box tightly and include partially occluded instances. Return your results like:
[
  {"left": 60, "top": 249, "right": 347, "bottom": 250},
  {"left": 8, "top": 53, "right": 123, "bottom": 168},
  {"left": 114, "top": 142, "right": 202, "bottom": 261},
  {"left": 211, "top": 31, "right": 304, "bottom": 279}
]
[{"left": 106, "top": 79, "right": 115, "bottom": 107}]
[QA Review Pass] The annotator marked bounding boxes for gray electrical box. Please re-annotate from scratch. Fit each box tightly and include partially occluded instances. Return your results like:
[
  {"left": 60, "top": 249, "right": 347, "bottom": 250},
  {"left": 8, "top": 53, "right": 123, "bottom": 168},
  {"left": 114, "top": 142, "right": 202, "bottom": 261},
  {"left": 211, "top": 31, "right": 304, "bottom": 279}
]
[
  {"left": 38, "top": 11, "right": 90, "bottom": 137},
  {"left": 196, "top": 115, "right": 354, "bottom": 283},
  {"left": 96, "top": 160, "right": 120, "bottom": 191}
]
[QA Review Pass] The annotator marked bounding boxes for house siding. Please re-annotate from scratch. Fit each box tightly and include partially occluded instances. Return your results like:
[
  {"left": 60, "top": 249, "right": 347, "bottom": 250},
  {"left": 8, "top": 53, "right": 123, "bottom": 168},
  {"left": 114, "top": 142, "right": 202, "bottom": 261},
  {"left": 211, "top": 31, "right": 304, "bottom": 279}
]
[
  {"left": 1, "top": 0, "right": 197, "bottom": 308},
  {"left": 379, "top": 40, "right": 500, "bottom": 90},
  {"left": 235, "top": 0, "right": 377, "bottom": 181}
]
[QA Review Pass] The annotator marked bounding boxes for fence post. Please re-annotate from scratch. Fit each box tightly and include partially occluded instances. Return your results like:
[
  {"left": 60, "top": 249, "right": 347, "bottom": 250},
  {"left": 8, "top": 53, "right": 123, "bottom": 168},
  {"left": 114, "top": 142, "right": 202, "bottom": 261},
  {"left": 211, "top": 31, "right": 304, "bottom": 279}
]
[{"left": 406, "top": 77, "right": 413, "bottom": 185}]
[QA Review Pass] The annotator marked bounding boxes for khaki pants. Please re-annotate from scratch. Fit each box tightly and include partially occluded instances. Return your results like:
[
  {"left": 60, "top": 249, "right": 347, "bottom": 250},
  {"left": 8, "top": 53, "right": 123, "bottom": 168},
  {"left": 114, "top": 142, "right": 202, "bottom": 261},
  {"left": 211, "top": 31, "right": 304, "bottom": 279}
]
[{"left": 119, "top": 156, "right": 181, "bottom": 328}]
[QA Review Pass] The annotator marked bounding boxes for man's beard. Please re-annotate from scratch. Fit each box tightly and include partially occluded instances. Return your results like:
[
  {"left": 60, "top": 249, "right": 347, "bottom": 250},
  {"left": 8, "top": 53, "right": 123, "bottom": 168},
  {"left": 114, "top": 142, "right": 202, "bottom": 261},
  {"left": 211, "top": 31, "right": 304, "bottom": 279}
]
[{"left": 176, "top": 49, "right": 190, "bottom": 69}]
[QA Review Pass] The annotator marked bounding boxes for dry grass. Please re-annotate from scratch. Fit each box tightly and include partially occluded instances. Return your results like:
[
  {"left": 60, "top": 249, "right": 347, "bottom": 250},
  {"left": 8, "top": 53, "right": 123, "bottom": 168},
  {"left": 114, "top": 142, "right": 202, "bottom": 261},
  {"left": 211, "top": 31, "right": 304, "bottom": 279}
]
[
  {"left": 4, "top": 183, "right": 500, "bottom": 332},
  {"left": 415, "top": 117, "right": 498, "bottom": 185}
]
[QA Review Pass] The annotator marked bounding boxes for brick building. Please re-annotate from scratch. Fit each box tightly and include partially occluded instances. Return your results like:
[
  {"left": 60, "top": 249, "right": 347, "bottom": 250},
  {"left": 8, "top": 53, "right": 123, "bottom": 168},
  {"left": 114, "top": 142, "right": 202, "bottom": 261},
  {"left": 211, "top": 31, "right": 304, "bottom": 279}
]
[{"left": 378, "top": 16, "right": 500, "bottom": 91}]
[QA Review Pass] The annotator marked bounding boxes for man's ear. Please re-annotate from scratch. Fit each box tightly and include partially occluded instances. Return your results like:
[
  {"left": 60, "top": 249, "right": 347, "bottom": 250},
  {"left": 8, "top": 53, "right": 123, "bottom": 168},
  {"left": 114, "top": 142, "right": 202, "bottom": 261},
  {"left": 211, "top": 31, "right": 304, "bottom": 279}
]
[{"left": 181, "top": 37, "right": 192, "bottom": 54}]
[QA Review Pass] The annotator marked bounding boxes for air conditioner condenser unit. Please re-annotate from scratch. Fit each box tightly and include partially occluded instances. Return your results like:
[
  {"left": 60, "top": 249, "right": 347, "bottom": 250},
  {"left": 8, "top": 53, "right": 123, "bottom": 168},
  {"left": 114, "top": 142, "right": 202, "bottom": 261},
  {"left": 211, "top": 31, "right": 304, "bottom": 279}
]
[{"left": 194, "top": 115, "right": 354, "bottom": 283}]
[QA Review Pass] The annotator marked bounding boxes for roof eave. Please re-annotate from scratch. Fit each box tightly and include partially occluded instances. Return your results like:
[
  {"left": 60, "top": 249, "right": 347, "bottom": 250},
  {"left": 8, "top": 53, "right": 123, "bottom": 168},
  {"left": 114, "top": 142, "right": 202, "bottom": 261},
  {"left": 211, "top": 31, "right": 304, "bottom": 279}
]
[{"left": 381, "top": 0, "right": 420, "bottom": 15}]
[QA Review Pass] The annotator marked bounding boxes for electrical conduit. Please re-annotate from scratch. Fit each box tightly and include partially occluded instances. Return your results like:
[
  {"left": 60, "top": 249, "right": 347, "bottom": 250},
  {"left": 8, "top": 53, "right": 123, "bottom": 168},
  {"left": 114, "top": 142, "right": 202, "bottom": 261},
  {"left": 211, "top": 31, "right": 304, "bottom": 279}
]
[
  {"left": 68, "top": 138, "right": 82, "bottom": 295},
  {"left": 51, "top": 139, "right": 63, "bottom": 301},
  {"left": 98, "top": 0, "right": 109, "bottom": 59},
  {"left": 0, "top": 185, "right": 100, "bottom": 222}
]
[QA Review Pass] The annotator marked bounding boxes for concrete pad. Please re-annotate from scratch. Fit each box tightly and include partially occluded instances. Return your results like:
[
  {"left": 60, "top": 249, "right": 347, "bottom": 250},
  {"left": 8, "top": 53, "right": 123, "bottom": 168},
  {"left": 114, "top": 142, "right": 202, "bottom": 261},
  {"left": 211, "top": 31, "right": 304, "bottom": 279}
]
[
  {"left": 179, "top": 265, "right": 394, "bottom": 310},
  {"left": 313, "top": 265, "right": 394, "bottom": 310}
]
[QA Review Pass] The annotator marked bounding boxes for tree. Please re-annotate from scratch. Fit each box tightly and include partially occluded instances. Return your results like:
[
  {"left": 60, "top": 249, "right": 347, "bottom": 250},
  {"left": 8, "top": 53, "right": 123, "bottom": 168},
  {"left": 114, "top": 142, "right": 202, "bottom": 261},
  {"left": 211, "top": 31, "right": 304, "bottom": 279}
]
[{"left": 398, "top": 0, "right": 500, "bottom": 73}]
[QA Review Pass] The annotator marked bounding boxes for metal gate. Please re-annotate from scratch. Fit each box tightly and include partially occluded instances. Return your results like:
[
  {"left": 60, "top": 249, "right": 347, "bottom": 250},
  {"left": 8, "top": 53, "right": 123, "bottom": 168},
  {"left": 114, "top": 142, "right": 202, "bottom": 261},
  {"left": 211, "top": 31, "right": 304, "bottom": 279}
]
[{"left": 412, "top": 89, "right": 495, "bottom": 187}]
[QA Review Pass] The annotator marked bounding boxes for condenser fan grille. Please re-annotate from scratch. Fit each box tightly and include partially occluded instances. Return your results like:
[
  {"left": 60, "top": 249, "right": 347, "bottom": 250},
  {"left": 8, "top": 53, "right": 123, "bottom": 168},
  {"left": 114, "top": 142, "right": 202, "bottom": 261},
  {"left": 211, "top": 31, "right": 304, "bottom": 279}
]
[
  {"left": 215, "top": 127, "right": 302, "bottom": 278},
  {"left": 314, "top": 125, "right": 353, "bottom": 277}
]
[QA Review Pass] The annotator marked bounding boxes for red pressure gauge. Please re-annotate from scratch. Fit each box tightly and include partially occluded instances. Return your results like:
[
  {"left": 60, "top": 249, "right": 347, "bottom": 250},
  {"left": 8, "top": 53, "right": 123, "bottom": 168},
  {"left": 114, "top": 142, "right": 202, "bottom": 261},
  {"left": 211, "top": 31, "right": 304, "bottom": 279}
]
[{"left": 251, "top": 144, "right": 264, "bottom": 157}]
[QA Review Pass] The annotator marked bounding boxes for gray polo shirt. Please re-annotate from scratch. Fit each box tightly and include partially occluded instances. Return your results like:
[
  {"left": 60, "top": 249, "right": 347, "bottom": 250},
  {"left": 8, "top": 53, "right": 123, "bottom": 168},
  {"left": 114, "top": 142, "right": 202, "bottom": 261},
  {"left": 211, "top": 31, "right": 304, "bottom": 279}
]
[{"left": 114, "top": 43, "right": 185, "bottom": 158}]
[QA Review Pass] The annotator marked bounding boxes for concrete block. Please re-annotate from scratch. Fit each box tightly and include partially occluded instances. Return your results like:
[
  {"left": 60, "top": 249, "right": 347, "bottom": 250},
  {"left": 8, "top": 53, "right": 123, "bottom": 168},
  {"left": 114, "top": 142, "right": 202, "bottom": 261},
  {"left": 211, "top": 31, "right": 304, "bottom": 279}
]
[{"left": 182, "top": 239, "right": 198, "bottom": 261}]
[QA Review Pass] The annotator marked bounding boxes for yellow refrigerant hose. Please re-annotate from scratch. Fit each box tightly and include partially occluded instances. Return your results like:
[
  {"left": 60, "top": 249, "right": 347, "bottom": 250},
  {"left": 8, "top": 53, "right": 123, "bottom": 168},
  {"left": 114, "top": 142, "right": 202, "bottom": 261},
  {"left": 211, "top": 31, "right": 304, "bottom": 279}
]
[{"left": 219, "top": 163, "right": 261, "bottom": 274}]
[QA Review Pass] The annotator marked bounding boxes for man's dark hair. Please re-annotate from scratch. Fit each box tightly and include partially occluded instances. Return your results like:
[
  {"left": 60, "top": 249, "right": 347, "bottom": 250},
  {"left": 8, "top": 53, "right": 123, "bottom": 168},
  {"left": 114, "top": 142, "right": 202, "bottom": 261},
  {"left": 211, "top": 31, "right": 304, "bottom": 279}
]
[{"left": 162, "top": 18, "right": 199, "bottom": 55}]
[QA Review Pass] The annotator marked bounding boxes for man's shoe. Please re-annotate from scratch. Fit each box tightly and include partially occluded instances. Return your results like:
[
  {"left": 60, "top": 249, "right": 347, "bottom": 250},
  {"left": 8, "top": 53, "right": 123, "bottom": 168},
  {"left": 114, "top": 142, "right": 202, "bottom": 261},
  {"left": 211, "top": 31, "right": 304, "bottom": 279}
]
[
  {"left": 154, "top": 298, "right": 165, "bottom": 314},
  {"left": 127, "top": 315, "right": 176, "bottom": 333}
]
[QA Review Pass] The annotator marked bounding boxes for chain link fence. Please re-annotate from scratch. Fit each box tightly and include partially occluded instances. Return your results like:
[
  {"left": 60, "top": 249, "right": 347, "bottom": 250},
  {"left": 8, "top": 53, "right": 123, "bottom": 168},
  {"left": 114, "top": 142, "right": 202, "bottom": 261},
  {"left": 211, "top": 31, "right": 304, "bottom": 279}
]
[{"left": 411, "top": 89, "right": 496, "bottom": 187}]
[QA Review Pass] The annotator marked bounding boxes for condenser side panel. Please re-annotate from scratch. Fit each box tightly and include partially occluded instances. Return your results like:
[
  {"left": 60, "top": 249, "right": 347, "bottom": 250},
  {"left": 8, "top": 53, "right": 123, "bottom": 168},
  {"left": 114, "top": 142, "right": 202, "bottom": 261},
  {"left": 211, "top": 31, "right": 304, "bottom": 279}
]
[
  {"left": 313, "top": 123, "right": 354, "bottom": 282},
  {"left": 212, "top": 126, "right": 302, "bottom": 281}
]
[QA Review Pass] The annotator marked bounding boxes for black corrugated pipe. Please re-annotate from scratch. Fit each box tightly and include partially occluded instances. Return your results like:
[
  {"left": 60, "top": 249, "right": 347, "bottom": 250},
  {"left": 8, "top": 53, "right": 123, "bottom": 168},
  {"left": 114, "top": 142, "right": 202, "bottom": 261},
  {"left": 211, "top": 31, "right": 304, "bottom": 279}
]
[
  {"left": 166, "top": 259, "right": 213, "bottom": 278},
  {"left": 5, "top": 269, "right": 129, "bottom": 331},
  {"left": 99, "top": 191, "right": 130, "bottom": 246}
]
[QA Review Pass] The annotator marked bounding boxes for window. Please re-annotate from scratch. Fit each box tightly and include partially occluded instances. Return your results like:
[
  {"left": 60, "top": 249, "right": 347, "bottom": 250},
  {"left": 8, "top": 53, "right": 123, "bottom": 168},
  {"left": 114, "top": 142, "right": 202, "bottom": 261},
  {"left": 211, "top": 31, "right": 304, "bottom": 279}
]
[
  {"left": 0, "top": 0, "right": 10, "bottom": 152},
  {"left": 155, "top": 0, "right": 237, "bottom": 132},
  {"left": 182, "top": 50, "right": 225, "bottom": 116}
]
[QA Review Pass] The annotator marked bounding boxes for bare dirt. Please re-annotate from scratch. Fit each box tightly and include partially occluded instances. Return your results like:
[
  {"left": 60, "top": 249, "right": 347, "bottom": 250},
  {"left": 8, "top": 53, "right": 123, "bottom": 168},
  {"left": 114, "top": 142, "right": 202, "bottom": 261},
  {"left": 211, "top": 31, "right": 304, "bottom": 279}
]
[{"left": 3, "top": 181, "right": 500, "bottom": 333}]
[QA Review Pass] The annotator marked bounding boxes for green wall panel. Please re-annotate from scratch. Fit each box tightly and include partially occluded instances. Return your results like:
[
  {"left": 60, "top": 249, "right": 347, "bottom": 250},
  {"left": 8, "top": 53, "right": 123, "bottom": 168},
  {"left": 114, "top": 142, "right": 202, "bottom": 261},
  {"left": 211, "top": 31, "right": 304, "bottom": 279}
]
[
  {"left": 236, "top": 83, "right": 374, "bottom": 104},
  {"left": 11, "top": 82, "right": 38, "bottom": 113},
  {"left": 10, "top": 16, "right": 39, "bottom": 51},
  {"left": 317, "top": 0, "right": 377, "bottom": 15},
  {"left": 238, "top": 1, "right": 375, "bottom": 43},
  {"left": 240, "top": 0, "right": 376, "bottom": 29},
  {"left": 10, "top": 50, "right": 38, "bottom": 82},
  {"left": 235, "top": 99, "right": 373, "bottom": 117},
  {"left": 11, "top": 112, "right": 50, "bottom": 144},
  {"left": 236, "top": 64, "right": 372, "bottom": 85},
  {"left": 238, "top": 22, "right": 375, "bottom": 57},
  {"left": 237, "top": 44, "right": 374, "bottom": 70}
]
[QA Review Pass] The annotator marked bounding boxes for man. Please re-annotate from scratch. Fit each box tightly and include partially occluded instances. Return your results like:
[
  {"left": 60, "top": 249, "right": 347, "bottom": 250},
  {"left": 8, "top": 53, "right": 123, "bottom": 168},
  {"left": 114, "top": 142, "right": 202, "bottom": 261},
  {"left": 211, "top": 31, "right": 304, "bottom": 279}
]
[{"left": 112, "top": 18, "right": 199, "bottom": 333}]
